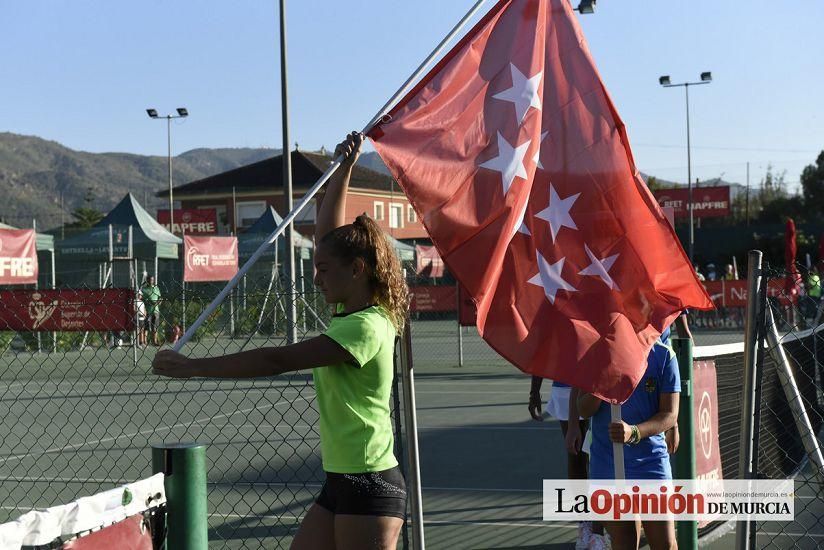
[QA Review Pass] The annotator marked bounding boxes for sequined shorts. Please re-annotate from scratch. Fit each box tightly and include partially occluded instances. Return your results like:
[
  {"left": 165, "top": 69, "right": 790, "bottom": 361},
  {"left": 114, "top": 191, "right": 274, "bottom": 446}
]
[{"left": 316, "top": 466, "right": 407, "bottom": 519}]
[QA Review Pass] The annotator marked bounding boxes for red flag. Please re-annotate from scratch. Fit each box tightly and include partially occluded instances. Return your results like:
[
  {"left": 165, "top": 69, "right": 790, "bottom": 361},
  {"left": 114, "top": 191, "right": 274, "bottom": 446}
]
[
  {"left": 369, "top": 0, "right": 712, "bottom": 402},
  {"left": 0, "top": 228, "right": 38, "bottom": 285},
  {"left": 784, "top": 218, "right": 801, "bottom": 298}
]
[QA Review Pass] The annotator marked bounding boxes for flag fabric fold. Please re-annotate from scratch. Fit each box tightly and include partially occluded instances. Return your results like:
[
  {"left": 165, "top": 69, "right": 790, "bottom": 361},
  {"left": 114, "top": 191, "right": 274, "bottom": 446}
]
[{"left": 369, "top": 0, "right": 712, "bottom": 402}]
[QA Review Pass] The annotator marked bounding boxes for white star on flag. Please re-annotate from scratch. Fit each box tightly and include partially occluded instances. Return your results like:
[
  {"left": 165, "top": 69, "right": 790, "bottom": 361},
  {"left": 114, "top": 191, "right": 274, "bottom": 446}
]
[
  {"left": 512, "top": 195, "right": 531, "bottom": 237},
  {"left": 478, "top": 132, "right": 531, "bottom": 195},
  {"left": 535, "top": 185, "right": 580, "bottom": 242},
  {"left": 533, "top": 131, "right": 549, "bottom": 169},
  {"left": 528, "top": 253, "right": 577, "bottom": 304},
  {"left": 578, "top": 244, "right": 620, "bottom": 290},
  {"left": 493, "top": 63, "right": 543, "bottom": 123}
]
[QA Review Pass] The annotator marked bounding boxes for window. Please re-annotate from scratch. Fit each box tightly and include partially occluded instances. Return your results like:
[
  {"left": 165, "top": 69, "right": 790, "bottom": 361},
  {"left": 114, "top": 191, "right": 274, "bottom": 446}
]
[
  {"left": 389, "top": 204, "right": 404, "bottom": 229},
  {"left": 373, "top": 201, "right": 385, "bottom": 221},
  {"left": 407, "top": 204, "right": 417, "bottom": 224},
  {"left": 236, "top": 201, "right": 266, "bottom": 229}
]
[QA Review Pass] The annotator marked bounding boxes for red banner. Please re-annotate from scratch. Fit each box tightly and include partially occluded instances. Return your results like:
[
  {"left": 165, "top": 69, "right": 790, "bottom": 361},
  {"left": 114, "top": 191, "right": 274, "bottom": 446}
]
[
  {"left": 184, "top": 236, "right": 238, "bottom": 282},
  {"left": 0, "top": 228, "right": 38, "bottom": 285},
  {"left": 702, "top": 280, "right": 791, "bottom": 307},
  {"left": 693, "top": 359, "right": 724, "bottom": 527},
  {"left": 653, "top": 186, "right": 730, "bottom": 219},
  {"left": 0, "top": 289, "right": 135, "bottom": 331},
  {"left": 415, "top": 245, "right": 445, "bottom": 278},
  {"left": 157, "top": 209, "right": 218, "bottom": 235},
  {"left": 409, "top": 286, "right": 457, "bottom": 312}
]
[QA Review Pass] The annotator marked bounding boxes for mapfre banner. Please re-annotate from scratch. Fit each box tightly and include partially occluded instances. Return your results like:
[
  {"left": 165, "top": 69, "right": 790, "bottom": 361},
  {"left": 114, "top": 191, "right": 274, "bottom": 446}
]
[
  {"left": 653, "top": 186, "right": 730, "bottom": 219},
  {"left": 184, "top": 236, "right": 238, "bottom": 282},
  {"left": 0, "top": 228, "right": 38, "bottom": 285},
  {"left": 157, "top": 209, "right": 218, "bottom": 235},
  {"left": 0, "top": 289, "right": 134, "bottom": 331}
]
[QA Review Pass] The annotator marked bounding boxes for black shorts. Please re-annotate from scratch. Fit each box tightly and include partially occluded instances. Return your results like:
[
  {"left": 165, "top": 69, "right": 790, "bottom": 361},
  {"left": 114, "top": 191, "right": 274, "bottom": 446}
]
[{"left": 316, "top": 466, "right": 407, "bottom": 519}]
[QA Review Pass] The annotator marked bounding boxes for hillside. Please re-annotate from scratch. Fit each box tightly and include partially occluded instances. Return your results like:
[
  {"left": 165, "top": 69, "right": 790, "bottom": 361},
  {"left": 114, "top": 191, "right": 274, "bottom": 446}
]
[{"left": 0, "top": 132, "right": 280, "bottom": 230}]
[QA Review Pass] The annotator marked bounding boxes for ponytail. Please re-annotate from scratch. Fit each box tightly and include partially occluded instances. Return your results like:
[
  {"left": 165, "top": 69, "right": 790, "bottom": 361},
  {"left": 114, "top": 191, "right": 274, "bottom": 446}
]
[{"left": 319, "top": 215, "right": 409, "bottom": 332}]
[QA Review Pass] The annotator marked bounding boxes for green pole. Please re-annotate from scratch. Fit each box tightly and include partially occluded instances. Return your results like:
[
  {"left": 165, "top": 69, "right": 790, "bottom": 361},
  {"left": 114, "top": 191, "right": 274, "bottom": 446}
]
[
  {"left": 672, "top": 337, "right": 697, "bottom": 550},
  {"left": 152, "top": 443, "right": 208, "bottom": 549}
]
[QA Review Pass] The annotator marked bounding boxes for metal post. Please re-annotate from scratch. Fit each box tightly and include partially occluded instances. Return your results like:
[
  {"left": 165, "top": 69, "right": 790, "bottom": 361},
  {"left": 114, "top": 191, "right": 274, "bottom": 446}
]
[
  {"left": 167, "top": 115, "right": 174, "bottom": 234},
  {"left": 672, "top": 337, "right": 697, "bottom": 550},
  {"left": 745, "top": 162, "right": 750, "bottom": 226},
  {"left": 51, "top": 250, "right": 56, "bottom": 352},
  {"left": 152, "top": 443, "right": 208, "bottom": 550},
  {"left": 736, "top": 250, "right": 763, "bottom": 550},
  {"left": 456, "top": 284, "right": 464, "bottom": 368},
  {"left": 765, "top": 307, "right": 824, "bottom": 485},
  {"left": 399, "top": 323, "right": 425, "bottom": 550},
  {"left": 299, "top": 254, "right": 306, "bottom": 332},
  {"left": 685, "top": 85, "right": 694, "bottom": 263},
  {"left": 611, "top": 405, "right": 625, "bottom": 480},
  {"left": 279, "top": 0, "right": 298, "bottom": 345}
]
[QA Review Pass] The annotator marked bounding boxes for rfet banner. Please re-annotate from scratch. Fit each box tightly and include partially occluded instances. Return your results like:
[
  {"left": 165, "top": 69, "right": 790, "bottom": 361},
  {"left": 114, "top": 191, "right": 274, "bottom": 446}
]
[
  {"left": 0, "top": 228, "right": 38, "bottom": 285},
  {"left": 184, "top": 236, "right": 238, "bottom": 282},
  {"left": 157, "top": 209, "right": 218, "bottom": 235},
  {"left": 415, "top": 245, "right": 445, "bottom": 278},
  {"left": 693, "top": 359, "right": 724, "bottom": 527},
  {"left": 653, "top": 187, "right": 730, "bottom": 219},
  {"left": 0, "top": 289, "right": 134, "bottom": 331},
  {"left": 703, "top": 280, "right": 791, "bottom": 307}
]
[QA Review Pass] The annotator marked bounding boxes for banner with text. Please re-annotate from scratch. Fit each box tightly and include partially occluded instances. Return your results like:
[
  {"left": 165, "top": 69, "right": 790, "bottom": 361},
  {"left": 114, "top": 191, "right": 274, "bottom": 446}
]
[
  {"left": 0, "top": 289, "right": 134, "bottom": 331},
  {"left": 0, "top": 228, "right": 38, "bottom": 285},
  {"left": 184, "top": 235, "right": 238, "bottom": 282},
  {"left": 157, "top": 209, "right": 218, "bottom": 235},
  {"left": 653, "top": 186, "right": 730, "bottom": 219}
]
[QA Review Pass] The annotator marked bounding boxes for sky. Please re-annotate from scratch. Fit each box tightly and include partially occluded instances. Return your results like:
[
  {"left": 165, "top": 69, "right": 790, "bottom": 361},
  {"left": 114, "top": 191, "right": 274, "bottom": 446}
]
[{"left": 1, "top": 0, "right": 822, "bottom": 192}]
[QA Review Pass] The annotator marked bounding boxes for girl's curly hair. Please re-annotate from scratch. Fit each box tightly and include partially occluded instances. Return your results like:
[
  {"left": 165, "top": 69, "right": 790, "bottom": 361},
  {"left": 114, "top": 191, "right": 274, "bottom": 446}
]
[{"left": 319, "top": 214, "right": 409, "bottom": 333}]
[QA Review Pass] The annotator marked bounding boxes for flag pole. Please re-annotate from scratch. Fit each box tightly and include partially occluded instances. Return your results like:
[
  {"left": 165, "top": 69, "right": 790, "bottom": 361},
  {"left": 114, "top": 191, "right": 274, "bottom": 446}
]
[
  {"left": 174, "top": 0, "right": 490, "bottom": 352},
  {"left": 611, "top": 404, "right": 625, "bottom": 480}
]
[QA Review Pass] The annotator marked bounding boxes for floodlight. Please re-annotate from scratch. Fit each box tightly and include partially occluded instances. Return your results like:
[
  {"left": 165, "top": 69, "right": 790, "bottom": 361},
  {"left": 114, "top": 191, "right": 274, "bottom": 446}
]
[
  {"left": 578, "top": 0, "right": 595, "bottom": 14},
  {"left": 700, "top": 71, "right": 712, "bottom": 82},
  {"left": 146, "top": 108, "right": 158, "bottom": 118},
  {"left": 176, "top": 107, "right": 189, "bottom": 117},
  {"left": 659, "top": 76, "right": 671, "bottom": 86}
]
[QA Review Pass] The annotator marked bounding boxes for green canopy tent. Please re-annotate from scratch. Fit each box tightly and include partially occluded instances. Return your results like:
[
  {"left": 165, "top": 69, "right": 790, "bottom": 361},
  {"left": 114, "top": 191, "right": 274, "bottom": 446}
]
[{"left": 55, "top": 193, "right": 181, "bottom": 287}]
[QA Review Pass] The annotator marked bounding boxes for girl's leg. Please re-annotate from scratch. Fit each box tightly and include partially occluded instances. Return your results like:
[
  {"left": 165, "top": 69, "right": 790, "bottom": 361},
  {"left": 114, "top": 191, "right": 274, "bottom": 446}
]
[
  {"left": 604, "top": 520, "right": 640, "bottom": 550},
  {"left": 334, "top": 514, "right": 404, "bottom": 550},
  {"left": 291, "top": 503, "right": 336, "bottom": 550},
  {"left": 642, "top": 519, "right": 677, "bottom": 550}
]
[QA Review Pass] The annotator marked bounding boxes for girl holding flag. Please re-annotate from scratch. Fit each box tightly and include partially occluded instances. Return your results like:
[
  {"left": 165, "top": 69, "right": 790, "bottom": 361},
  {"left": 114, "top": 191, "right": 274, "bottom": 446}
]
[
  {"left": 577, "top": 339, "right": 680, "bottom": 549},
  {"left": 153, "top": 132, "right": 408, "bottom": 550}
]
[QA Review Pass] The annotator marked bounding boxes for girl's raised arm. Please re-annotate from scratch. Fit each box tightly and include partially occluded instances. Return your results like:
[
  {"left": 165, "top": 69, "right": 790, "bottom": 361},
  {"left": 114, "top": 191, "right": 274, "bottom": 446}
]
[{"left": 315, "top": 132, "right": 363, "bottom": 241}]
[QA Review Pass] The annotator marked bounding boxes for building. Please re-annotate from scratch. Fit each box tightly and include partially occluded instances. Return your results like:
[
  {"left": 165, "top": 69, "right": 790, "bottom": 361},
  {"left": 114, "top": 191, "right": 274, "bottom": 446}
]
[{"left": 158, "top": 149, "right": 428, "bottom": 240}]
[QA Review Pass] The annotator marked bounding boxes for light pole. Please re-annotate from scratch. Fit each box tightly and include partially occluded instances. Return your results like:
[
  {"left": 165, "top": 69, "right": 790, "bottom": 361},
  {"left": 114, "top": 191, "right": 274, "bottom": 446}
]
[
  {"left": 147, "top": 107, "right": 189, "bottom": 233},
  {"left": 659, "top": 72, "right": 712, "bottom": 263}
]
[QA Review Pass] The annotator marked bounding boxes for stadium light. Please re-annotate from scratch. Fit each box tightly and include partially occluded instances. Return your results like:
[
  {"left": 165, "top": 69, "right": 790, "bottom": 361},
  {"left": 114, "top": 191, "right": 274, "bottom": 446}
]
[
  {"left": 658, "top": 73, "right": 713, "bottom": 262},
  {"left": 146, "top": 107, "right": 190, "bottom": 234},
  {"left": 577, "top": 0, "right": 596, "bottom": 14}
]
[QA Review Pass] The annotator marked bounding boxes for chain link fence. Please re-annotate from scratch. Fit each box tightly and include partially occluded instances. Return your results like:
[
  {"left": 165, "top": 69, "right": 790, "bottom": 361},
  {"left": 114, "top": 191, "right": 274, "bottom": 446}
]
[
  {"left": 748, "top": 262, "right": 824, "bottom": 549},
  {"left": 0, "top": 264, "right": 412, "bottom": 549}
]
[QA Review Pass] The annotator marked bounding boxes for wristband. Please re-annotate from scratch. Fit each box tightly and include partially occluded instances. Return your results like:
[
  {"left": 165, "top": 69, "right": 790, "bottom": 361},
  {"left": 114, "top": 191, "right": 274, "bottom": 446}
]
[{"left": 630, "top": 425, "right": 640, "bottom": 444}]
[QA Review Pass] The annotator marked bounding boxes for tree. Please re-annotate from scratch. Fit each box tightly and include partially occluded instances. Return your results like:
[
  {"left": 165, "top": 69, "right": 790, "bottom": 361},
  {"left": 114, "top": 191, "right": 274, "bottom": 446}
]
[
  {"left": 646, "top": 176, "right": 664, "bottom": 191},
  {"left": 68, "top": 186, "right": 103, "bottom": 229},
  {"left": 801, "top": 151, "right": 824, "bottom": 213}
]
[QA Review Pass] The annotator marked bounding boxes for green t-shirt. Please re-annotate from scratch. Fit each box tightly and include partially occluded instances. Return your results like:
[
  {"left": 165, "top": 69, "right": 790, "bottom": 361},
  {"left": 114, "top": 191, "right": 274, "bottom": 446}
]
[
  {"left": 313, "top": 305, "right": 398, "bottom": 473},
  {"left": 141, "top": 284, "right": 161, "bottom": 315},
  {"left": 809, "top": 274, "right": 821, "bottom": 298}
]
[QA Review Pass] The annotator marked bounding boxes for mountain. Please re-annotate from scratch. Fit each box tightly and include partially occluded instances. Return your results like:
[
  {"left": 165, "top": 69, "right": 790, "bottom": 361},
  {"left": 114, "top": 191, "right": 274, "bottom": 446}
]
[{"left": 0, "top": 132, "right": 280, "bottom": 231}]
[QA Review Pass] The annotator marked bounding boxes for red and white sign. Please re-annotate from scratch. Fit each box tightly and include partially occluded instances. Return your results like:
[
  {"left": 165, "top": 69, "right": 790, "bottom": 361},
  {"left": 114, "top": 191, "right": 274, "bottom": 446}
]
[
  {"left": 693, "top": 359, "right": 724, "bottom": 527},
  {"left": 653, "top": 187, "right": 730, "bottom": 219},
  {"left": 703, "top": 280, "right": 791, "bottom": 308},
  {"left": 184, "top": 236, "right": 238, "bottom": 282},
  {"left": 157, "top": 209, "right": 218, "bottom": 235},
  {"left": 0, "top": 289, "right": 135, "bottom": 331},
  {"left": 415, "top": 245, "right": 445, "bottom": 278},
  {"left": 0, "top": 228, "right": 38, "bottom": 285}
]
